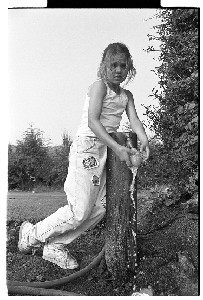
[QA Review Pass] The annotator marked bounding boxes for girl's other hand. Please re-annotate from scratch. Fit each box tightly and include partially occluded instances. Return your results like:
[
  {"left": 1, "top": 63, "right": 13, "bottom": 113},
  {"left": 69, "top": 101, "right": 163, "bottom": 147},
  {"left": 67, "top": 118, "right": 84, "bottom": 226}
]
[{"left": 140, "top": 143, "right": 150, "bottom": 161}]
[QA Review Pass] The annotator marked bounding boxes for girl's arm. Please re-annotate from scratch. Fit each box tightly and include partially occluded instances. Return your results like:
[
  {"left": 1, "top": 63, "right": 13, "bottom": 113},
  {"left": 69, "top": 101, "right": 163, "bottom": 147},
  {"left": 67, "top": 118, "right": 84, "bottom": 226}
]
[
  {"left": 88, "top": 80, "right": 136, "bottom": 167},
  {"left": 125, "top": 90, "right": 150, "bottom": 159}
]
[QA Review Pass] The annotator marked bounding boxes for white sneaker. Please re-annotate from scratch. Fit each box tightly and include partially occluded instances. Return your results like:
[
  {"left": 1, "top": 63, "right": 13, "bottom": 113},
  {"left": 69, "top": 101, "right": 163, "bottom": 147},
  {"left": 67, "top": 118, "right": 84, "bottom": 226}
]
[
  {"left": 43, "top": 243, "right": 79, "bottom": 270},
  {"left": 18, "top": 221, "right": 39, "bottom": 254}
]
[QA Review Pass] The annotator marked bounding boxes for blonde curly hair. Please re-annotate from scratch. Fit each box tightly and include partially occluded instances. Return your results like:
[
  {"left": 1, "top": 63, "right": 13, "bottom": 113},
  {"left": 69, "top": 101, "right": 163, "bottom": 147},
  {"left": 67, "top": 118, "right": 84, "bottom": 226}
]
[{"left": 97, "top": 42, "right": 136, "bottom": 86}]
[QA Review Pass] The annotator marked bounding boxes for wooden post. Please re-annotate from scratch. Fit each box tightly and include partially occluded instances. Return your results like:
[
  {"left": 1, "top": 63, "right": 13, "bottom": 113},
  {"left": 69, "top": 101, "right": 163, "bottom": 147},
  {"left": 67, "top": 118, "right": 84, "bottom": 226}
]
[{"left": 105, "top": 132, "right": 137, "bottom": 285}]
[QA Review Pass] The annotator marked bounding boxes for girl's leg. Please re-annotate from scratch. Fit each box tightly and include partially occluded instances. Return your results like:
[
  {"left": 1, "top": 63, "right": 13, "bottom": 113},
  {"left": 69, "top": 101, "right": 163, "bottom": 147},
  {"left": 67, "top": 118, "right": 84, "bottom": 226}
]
[
  {"left": 48, "top": 164, "right": 106, "bottom": 245},
  {"left": 27, "top": 138, "right": 107, "bottom": 244}
]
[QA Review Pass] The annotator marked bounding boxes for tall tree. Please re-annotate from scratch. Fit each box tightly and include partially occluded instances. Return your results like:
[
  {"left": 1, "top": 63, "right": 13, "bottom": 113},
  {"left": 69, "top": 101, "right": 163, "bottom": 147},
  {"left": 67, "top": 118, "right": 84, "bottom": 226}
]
[
  {"left": 13, "top": 125, "right": 51, "bottom": 190},
  {"left": 145, "top": 9, "right": 198, "bottom": 196}
]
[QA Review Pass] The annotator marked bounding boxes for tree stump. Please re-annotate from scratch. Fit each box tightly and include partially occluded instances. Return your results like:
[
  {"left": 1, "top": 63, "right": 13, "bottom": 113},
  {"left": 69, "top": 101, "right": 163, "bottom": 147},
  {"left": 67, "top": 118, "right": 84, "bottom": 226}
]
[{"left": 105, "top": 132, "right": 137, "bottom": 285}]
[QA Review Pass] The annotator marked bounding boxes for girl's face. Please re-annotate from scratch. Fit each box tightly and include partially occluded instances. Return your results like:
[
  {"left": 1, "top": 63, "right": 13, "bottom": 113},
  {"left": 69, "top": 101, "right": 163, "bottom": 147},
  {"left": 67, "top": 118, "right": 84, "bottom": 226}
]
[{"left": 106, "top": 54, "right": 128, "bottom": 85}]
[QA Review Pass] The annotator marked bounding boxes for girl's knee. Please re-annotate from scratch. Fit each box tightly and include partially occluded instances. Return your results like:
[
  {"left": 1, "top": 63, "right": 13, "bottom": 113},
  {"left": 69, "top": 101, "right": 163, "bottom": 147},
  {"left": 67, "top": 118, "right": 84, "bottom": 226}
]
[
  {"left": 73, "top": 204, "right": 105, "bottom": 225},
  {"left": 73, "top": 207, "right": 89, "bottom": 224}
]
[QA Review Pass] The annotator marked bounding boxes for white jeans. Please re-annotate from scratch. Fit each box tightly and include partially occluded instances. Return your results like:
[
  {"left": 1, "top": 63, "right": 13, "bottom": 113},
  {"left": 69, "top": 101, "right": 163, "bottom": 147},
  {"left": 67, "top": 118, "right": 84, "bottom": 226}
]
[{"left": 31, "top": 137, "right": 107, "bottom": 245}]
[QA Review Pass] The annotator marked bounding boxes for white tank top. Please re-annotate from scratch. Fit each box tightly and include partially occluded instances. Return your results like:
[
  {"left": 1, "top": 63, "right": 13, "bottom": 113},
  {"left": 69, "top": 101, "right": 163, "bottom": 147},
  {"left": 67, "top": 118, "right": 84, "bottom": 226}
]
[{"left": 76, "top": 80, "right": 129, "bottom": 137}]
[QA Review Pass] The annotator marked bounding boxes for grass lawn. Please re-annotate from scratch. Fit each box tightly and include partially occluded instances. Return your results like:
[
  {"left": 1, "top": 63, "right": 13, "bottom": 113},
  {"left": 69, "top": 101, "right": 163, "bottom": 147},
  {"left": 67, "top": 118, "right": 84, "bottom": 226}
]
[{"left": 7, "top": 191, "right": 68, "bottom": 222}]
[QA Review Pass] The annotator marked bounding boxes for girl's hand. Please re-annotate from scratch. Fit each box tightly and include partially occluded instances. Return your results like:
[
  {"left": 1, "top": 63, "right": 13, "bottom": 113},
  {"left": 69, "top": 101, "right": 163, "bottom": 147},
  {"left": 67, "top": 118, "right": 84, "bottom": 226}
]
[
  {"left": 140, "top": 143, "right": 150, "bottom": 161},
  {"left": 115, "top": 145, "right": 137, "bottom": 167}
]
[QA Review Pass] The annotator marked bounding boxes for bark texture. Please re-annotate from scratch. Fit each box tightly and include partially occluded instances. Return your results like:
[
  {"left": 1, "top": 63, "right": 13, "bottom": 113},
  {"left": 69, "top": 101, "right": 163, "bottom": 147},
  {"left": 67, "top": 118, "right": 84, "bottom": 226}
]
[{"left": 105, "top": 132, "right": 137, "bottom": 284}]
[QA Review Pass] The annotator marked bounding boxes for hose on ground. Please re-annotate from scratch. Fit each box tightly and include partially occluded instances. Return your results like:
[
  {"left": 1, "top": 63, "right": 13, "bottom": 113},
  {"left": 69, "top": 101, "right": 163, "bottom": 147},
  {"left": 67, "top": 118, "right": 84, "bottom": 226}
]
[
  {"left": 7, "top": 285, "right": 83, "bottom": 296},
  {"left": 7, "top": 246, "right": 105, "bottom": 295}
]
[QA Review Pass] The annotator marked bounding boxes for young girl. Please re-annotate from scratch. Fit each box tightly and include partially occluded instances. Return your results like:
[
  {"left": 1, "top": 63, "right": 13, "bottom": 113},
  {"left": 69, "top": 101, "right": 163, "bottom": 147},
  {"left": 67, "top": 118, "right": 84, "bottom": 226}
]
[{"left": 18, "top": 42, "right": 150, "bottom": 270}]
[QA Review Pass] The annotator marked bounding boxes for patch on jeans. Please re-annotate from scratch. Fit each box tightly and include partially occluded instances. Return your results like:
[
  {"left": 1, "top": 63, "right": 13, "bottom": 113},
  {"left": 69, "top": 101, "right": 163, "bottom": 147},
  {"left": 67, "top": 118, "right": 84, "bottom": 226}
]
[
  {"left": 82, "top": 156, "right": 99, "bottom": 170},
  {"left": 91, "top": 175, "right": 100, "bottom": 186}
]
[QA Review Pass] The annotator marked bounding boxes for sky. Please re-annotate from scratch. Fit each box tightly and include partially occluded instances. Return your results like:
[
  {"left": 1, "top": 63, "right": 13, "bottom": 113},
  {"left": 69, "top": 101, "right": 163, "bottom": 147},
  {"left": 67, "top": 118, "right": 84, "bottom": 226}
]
[{"left": 8, "top": 8, "right": 161, "bottom": 146}]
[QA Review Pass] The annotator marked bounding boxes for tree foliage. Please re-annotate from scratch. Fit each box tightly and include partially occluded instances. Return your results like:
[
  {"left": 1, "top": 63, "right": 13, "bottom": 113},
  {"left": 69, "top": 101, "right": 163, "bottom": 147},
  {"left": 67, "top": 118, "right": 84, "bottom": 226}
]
[
  {"left": 48, "top": 131, "right": 72, "bottom": 187},
  {"left": 144, "top": 9, "right": 198, "bottom": 196},
  {"left": 8, "top": 126, "right": 72, "bottom": 191},
  {"left": 8, "top": 125, "right": 52, "bottom": 190}
]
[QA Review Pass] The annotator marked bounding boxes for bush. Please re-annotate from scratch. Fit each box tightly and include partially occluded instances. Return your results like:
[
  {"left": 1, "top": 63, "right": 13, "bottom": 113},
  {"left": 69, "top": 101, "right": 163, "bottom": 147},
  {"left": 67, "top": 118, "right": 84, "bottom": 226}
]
[{"left": 144, "top": 9, "right": 198, "bottom": 197}]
